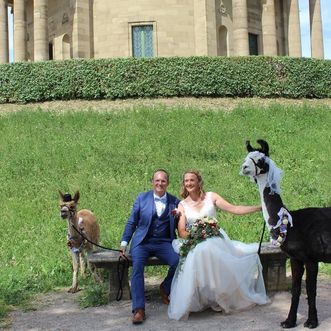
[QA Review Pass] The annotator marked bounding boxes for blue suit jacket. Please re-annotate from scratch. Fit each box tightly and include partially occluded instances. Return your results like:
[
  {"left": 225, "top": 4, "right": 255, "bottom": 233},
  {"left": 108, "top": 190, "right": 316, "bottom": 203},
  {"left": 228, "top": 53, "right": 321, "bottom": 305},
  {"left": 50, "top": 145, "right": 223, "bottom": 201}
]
[{"left": 121, "top": 190, "right": 180, "bottom": 250}]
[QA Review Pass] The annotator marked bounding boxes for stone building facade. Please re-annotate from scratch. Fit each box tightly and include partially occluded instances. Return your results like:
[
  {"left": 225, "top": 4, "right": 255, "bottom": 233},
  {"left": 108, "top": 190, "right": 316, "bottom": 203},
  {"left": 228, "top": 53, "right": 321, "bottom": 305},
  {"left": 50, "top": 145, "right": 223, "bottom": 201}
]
[{"left": 0, "top": 0, "right": 325, "bottom": 64}]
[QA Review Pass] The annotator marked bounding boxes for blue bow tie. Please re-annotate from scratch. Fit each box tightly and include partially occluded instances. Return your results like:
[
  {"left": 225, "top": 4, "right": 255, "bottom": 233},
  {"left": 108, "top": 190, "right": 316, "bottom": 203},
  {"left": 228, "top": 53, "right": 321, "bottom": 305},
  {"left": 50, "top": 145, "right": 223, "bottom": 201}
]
[{"left": 155, "top": 196, "right": 167, "bottom": 203}]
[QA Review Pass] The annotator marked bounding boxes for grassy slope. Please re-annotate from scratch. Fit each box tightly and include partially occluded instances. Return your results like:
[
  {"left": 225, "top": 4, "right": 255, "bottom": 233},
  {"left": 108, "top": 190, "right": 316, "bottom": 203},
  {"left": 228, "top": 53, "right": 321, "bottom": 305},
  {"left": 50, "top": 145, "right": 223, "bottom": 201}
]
[{"left": 0, "top": 100, "right": 330, "bottom": 310}]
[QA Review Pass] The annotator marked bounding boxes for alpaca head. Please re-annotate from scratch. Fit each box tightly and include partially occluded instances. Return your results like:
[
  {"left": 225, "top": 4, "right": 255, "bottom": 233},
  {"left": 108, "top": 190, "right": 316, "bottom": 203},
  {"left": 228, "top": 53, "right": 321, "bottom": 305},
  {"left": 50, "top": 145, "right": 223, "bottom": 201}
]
[{"left": 59, "top": 191, "right": 80, "bottom": 219}]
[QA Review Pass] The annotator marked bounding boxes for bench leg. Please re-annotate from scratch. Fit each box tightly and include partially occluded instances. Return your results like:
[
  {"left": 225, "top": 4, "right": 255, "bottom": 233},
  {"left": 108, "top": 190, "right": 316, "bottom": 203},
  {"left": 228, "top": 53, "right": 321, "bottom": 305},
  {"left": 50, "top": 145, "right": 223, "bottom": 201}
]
[
  {"left": 261, "top": 254, "right": 289, "bottom": 292},
  {"left": 108, "top": 264, "right": 131, "bottom": 301}
]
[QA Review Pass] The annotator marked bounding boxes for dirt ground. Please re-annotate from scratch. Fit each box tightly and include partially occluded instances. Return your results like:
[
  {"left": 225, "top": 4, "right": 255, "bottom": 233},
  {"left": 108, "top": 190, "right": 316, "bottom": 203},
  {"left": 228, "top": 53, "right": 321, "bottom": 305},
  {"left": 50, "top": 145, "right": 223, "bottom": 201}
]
[
  {"left": 6, "top": 275, "right": 331, "bottom": 331},
  {"left": 1, "top": 97, "right": 331, "bottom": 114}
]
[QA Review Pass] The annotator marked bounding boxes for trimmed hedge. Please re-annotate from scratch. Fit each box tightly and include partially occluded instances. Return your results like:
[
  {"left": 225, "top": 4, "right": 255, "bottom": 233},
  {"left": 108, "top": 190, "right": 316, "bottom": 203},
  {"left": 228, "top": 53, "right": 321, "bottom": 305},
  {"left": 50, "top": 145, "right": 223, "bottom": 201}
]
[{"left": 0, "top": 56, "right": 330, "bottom": 103}]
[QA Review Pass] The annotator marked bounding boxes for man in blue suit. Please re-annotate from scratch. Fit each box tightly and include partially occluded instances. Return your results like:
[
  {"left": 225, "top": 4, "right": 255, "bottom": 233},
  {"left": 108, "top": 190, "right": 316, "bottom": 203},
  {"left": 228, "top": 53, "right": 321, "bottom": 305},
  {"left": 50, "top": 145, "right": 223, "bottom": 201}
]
[{"left": 120, "top": 169, "right": 180, "bottom": 324}]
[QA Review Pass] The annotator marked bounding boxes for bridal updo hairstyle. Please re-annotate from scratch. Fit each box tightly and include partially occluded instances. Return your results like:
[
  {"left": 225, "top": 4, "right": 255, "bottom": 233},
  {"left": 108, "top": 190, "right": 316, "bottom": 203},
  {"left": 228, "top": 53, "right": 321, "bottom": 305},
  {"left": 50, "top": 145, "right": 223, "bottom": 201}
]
[{"left": 180, "top": 170, "right": 205, "bottom": 199}]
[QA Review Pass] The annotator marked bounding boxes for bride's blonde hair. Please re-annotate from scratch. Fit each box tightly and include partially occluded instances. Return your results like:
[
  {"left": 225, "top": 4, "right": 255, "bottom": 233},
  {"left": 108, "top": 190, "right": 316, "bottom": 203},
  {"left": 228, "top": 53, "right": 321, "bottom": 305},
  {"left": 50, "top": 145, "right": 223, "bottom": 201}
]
[{"left": 180, "top": 170, "right": 205, "bottom": 199}]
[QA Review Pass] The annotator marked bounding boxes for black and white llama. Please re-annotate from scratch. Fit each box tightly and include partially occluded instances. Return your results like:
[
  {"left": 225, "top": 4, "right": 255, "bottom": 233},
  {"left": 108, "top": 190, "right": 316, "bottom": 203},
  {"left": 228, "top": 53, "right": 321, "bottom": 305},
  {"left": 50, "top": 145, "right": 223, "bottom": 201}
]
[{"left": 241, "top": 139, "right": 331, "bottom": 329}]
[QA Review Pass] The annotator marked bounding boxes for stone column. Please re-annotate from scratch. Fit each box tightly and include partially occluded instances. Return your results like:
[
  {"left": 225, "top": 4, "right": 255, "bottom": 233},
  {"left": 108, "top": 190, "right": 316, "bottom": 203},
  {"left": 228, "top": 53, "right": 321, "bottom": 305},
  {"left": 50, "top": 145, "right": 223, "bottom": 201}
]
[
  {"left": 14, "top": 0, "right": 27, "bottom": 61},
  {"left": 34, "top": 0, "right": 49, "bottom": 61},
  {"left": 194, "top": 0, "right": 217, "bottom": 56},
  {"left": 262, "top": 0, "right": 277, "bottom": 56},
  {"left": 72, "top": 0, "right": 91, "bottom": 58},
  {"left": 0, "top": 0, "right": 9, "bottom": 63},
  {"left": 232, "top": 0, "right": 249, "bottom": 56},
  {"left": 309, "top": 0, "right": 324, "bottom": 59},
  {"left": 287, "top": 0, "right": 301, "bottom": 57}
]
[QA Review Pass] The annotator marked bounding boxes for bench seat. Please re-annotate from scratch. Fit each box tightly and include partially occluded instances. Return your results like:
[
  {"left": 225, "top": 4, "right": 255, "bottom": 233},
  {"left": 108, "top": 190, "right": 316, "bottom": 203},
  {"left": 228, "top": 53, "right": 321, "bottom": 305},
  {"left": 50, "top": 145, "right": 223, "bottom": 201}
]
[{"left": 88, "top": 242, "right": 288, "bottom": 301}]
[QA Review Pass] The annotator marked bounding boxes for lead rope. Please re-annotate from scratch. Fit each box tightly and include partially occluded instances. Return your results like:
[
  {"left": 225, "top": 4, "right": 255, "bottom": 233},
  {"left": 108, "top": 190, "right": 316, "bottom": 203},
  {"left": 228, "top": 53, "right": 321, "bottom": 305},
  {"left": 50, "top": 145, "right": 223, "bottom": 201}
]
[
  {"left": 257, "top": 220, "right": 266, "bottom": 255},
  {"left": 70, "top": 223, "right": 129, "bottom": 301},
  {"left": 116, "top": 255, "right": 129, "bottom": 301},
  {"left": 252, "top": 172, "right": 266, "bottom": 256}
]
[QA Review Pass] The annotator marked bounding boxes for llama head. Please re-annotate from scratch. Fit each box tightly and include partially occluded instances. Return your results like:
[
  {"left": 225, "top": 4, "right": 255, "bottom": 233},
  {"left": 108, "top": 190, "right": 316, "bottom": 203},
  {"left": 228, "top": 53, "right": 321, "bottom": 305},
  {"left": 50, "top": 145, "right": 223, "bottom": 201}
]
[
  {"left": 59, "top": 191, "right": 80, "bottom": 219},
  {"left": 241, "top": 140, "right": 283, "bottom": 195},
  {"left": 240, "top": 140, "right": 270, "bottom": 178}
]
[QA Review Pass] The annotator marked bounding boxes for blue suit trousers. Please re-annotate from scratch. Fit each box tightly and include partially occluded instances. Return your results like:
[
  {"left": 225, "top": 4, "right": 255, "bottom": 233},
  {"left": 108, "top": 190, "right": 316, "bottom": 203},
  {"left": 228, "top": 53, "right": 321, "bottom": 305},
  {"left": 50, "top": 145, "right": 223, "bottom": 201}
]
[{"left": 130, "top": 240, "right": 179, "bottom": 311}]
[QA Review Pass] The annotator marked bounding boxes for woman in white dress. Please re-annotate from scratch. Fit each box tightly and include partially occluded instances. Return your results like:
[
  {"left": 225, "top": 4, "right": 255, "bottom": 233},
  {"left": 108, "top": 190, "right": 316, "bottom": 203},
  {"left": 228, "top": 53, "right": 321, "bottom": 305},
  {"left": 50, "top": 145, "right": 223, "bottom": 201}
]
[{"left": 168, "top": 170, "right": 270, "bottom": 320}]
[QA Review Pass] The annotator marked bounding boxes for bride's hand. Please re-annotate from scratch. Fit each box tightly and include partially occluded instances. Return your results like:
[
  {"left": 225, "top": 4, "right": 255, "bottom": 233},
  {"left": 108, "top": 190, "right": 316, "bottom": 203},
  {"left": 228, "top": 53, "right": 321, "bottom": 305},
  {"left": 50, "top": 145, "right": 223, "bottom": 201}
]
[{"left": 179, "top": 227, "right": 190, "bottom": 239}]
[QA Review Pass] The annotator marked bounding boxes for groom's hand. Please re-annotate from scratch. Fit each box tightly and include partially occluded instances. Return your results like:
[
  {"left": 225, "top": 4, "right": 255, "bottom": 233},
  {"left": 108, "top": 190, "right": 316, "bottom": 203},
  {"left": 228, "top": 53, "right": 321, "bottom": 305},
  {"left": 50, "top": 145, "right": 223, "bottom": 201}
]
[{"left": 120, "top": 246, "right": 127, "bottom": 257}]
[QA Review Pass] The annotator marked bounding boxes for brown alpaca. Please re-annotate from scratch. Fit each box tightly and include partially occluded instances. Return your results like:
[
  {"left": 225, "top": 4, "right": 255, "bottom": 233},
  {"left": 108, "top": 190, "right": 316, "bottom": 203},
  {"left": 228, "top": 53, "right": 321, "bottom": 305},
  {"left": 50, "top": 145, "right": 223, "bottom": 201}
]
[{"left": 59, "top": 191, "right": 100, "bottom": 293}]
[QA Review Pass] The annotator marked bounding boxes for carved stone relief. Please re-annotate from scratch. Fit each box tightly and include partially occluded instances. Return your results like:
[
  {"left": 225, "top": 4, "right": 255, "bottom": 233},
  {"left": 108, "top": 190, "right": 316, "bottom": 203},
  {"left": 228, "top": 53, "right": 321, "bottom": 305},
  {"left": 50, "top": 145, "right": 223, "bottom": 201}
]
[{"left": 219, "top": 0, "right": 227, "bottom": 15}]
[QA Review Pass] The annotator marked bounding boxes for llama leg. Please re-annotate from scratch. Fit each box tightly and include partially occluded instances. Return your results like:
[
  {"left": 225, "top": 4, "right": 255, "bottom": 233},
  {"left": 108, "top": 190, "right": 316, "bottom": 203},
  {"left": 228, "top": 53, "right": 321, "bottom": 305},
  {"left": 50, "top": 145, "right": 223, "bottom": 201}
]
[
  {"left": 68, "top": 251, "right": 79, "bottom": 293},
  {"left": 281, "top": 258, "right": 304, "bottom": 328},
  {"left": 304, "top": 261, "right": 319, "bottom": 329}
]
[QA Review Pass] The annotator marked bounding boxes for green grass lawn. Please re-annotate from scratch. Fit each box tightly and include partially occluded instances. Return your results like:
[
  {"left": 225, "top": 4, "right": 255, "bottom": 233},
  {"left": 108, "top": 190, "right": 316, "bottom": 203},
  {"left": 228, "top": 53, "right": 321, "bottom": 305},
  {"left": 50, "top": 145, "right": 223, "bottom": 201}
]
[{"left": 0, "top": 100, "right": 330, "bottom": 316}]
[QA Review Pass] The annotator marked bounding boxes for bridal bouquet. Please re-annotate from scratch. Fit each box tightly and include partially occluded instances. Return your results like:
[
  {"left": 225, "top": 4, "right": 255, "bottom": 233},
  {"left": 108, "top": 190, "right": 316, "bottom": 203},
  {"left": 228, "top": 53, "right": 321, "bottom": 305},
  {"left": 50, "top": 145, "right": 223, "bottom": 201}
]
[{"left": 179, "top": 217, "right": 223, "bottom": 262}]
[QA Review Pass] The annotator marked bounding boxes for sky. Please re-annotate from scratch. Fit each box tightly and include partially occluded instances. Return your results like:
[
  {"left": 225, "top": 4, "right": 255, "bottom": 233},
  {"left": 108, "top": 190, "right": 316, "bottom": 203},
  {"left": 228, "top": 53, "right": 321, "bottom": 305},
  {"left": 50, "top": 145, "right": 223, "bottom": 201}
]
[
  {"left": 6, "top": 0, "right": 331, "bottom": 61},
  {"left": 300, "top": 0, "right": 330, "bottom": 59}
]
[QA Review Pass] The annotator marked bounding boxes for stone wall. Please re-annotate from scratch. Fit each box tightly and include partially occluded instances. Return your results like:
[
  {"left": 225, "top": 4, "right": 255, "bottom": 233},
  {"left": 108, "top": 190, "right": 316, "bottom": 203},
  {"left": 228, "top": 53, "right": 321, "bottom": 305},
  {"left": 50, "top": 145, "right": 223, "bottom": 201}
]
[
  {"left": 93, "top": 0, "right": 197, "bottom": 58},
  {"left": 1, "top": 0, "right": 324, "bottom": 63}
]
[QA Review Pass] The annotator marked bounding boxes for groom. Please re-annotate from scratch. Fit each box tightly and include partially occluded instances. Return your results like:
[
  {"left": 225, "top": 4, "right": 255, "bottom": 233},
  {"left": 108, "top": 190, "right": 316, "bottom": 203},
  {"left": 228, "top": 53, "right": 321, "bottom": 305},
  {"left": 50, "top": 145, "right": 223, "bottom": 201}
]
[{"left": 120, "top": 169, "right": 180, "bottom": 324}]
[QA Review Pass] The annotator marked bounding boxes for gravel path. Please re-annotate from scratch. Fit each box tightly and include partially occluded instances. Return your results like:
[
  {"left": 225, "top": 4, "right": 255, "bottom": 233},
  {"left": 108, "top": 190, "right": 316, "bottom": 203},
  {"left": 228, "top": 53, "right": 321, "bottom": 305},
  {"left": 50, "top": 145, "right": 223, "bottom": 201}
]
[{"left": 7, "top": 275, "right": 331, "bottom": 331}]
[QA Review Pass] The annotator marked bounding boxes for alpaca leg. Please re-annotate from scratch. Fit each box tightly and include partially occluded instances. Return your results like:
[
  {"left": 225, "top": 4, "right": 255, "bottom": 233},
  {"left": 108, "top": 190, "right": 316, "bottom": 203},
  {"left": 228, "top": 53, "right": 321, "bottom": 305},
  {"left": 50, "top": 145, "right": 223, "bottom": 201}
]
[
  {"left": 281, "top": 258, "right": 304, "bottom": 328},
  {"left": 89, "top": 262, "right": 102, "bottom": 283},
  {"left": 79, "top": 252, "right": 86, "bottom": 277},
  {"left": 68, "top": 252, "right": 79, "bottom": 293},
  {"left": 87, "top": 251, "right": 102, "bottom": 283},
  {"left": 303, "top": 261, "right": 319, "bottom": 329}
]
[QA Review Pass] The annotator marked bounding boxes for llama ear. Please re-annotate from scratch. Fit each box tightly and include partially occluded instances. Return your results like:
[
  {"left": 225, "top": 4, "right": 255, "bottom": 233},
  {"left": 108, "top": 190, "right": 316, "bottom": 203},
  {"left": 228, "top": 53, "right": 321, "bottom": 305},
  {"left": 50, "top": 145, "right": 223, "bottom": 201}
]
[
  {"left": 257, "top": 139, "right": 269, "bottom": 157},
  {"left": 73, "top": 191, "right": 80, "bottom": 203},
  {"left": 246, "top": 140, "right": 254, "bottom": 152}
]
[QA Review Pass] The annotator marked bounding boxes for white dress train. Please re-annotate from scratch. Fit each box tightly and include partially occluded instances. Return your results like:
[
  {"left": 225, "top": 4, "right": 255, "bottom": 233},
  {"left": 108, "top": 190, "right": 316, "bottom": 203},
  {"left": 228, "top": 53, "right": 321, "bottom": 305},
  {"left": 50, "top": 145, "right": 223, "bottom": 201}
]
[{"left": 168, "top": 192, "right": 270, "bottom": 320}]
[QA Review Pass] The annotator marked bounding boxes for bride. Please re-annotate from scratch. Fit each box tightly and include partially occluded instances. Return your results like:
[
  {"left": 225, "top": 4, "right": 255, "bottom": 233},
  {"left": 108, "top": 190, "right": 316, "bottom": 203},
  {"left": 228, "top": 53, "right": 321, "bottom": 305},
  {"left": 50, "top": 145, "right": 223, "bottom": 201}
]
[{"left": 168, "top": 170, "right": 270, "bottom": 320}]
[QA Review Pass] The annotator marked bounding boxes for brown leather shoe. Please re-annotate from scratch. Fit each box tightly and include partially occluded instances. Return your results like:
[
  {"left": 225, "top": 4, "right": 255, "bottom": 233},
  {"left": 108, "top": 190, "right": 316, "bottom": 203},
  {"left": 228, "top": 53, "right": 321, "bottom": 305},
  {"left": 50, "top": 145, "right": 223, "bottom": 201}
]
[
  {"left": 159, "top": 284, "right": 170, "bottom": 305},
  {"left": 132, "top": 308, "right": 146, "bottom": 324}
]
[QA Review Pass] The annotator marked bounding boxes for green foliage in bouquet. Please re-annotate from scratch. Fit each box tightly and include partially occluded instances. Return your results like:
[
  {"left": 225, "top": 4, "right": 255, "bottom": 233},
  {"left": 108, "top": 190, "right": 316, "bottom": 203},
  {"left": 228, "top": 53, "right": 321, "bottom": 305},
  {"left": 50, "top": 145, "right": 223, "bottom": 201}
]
[{"left": 179, "top": 217, "right": 224, "bottom": 269}]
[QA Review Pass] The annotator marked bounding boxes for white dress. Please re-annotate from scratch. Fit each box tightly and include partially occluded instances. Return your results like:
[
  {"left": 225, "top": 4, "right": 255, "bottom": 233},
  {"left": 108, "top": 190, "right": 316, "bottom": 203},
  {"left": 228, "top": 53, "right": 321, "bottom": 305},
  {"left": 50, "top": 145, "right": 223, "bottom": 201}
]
[{"left": 168, "top": 192, "right": 270, "bottom": 320}]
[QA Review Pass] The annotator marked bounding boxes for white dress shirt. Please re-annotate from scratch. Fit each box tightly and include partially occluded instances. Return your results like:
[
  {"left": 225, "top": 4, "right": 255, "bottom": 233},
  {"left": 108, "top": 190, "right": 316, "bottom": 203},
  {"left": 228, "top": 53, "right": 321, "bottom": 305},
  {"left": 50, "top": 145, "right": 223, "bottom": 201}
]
[{"left": 154, "top": 193, "right": 167, "bottom": 217}]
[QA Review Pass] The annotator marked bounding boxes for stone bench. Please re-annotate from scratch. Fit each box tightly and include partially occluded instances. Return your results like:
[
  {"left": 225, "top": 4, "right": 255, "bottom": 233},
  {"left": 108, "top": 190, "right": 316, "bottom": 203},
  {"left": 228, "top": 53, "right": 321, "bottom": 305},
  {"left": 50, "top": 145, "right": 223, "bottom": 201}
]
[{"left": 88, "top": 242, "right": 288, "bottom": 301}]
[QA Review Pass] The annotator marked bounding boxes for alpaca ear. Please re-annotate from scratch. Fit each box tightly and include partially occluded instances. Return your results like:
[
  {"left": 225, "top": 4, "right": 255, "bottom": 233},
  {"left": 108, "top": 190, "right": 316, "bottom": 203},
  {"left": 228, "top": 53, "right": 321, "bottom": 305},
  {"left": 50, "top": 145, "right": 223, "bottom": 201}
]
[
  {"left": 257, "top": 139, "right": 269, "bottom": 157},
  {"left": 246, "top": 140, "right": 254, "bottom": 152},
  {"left": 59, "top": 190, "right": 64, "bottom": 200},
  {"left": 73, "top": 191, "right": 80, "bottom": 203}
]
